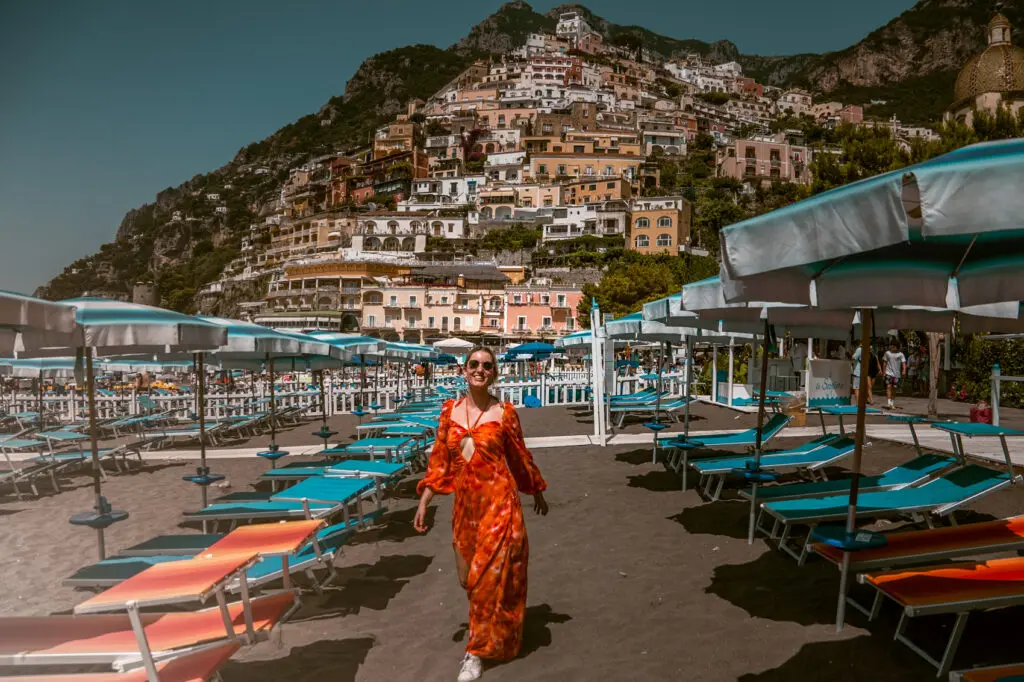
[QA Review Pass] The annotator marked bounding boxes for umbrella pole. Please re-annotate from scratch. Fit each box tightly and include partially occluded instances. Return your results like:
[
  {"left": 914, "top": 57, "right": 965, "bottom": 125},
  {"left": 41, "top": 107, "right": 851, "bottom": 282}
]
[
  {"left": 318, "top": 369, "right": 327, "bottom": 429},
  {"left": 196, "top": 354, "right": 210, "bottom": 532},
  {"left": 836, "top": 311, "right": 873, "bottom": 632},
  {"left": 268, "top": 354, "right": 277, "bottom": 448},
  {"left": 747, "top": 318, "right": 772, "bottom": 546},
  {"left": 37, "top": 372, "right": 44, "bottom": 430},
  {"left": 684, "top": 338, "right": 693, "bottom": 439},
  {"left": 651, "top": 342, "right": 665, "bottom": 464},
  {"left": 85, "top": 349, "right": 105, "bottom": 559}
]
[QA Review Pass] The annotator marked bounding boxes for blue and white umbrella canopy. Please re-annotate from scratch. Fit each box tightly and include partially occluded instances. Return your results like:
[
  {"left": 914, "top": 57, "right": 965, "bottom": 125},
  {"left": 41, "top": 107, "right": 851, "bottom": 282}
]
[
  {"left": 0, "top": 357, "right": 78, "bottom": 378},
  {"left": 720, "top": 138, "right": 1024, "bottom": 308},
  {"left": 305, "top": 332, "right": 386, "bottom": 357},
  {"left": 24, "top": 298, "right": 229, "bottom": 356},
  {"left": 506, "top": 342, "right": 556, "bottom": 359},
  {"left": 0, "top": 291, "right": 78, "bottom": 355},
  {"left": 555, "top": 330, "right": 592, "bottom": 348}
]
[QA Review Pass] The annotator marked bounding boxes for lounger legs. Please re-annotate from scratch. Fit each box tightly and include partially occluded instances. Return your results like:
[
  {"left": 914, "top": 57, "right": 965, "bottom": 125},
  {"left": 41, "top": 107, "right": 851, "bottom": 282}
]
[{"left": 894, "top": 610, "right": 968, "bottom": 678}]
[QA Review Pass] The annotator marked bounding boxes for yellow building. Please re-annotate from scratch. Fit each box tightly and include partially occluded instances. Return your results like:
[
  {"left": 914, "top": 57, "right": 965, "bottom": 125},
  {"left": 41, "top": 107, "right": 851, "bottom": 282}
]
[
  {"left": 626, "top": 197, "right": 692, "bottom": 255},
  {"left": 528, "top": 154, "right": 640, "bottom": 184}
]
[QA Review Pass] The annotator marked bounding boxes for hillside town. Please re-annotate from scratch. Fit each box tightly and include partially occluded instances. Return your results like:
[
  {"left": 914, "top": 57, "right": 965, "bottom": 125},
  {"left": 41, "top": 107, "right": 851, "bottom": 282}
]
[{"left": 186, "top": 10, "right": 951, "bottom": 344}]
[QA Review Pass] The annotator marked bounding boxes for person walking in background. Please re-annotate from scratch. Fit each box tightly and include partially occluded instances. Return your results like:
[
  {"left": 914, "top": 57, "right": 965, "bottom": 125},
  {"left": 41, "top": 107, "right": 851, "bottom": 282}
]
[
  {"left": 414, "top": 345, "right": 549, "bottom": 681},
  {"left": 882, "top": 341, "right": 907, "bottom": 409},
  {"left": 907, "top": 348, "right": 921, "bottom": 396}
]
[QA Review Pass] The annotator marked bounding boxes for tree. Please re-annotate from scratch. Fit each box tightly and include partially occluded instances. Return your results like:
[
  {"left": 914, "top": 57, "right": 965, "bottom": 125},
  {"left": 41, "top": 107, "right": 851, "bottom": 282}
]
[{"left": 576, "top": 253, "right": 718, "bottom": 327}]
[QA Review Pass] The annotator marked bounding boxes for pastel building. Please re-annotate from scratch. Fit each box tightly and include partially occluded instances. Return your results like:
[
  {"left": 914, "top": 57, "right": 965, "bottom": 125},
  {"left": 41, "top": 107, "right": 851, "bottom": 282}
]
[{"left": 504, "top": 283, "right": 583, "bottom": 338}]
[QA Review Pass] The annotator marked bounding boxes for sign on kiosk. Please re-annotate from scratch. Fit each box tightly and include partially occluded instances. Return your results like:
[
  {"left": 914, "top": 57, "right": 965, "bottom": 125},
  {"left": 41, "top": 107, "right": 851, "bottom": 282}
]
[{"left": 807, "top": 359, "right": 852, "bottom": 407}]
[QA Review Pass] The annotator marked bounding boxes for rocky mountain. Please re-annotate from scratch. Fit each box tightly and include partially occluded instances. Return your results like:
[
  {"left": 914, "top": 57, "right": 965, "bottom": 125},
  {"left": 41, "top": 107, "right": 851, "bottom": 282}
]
[{"left": 37, "top": 0, "right": 1021, "bottom": 310}]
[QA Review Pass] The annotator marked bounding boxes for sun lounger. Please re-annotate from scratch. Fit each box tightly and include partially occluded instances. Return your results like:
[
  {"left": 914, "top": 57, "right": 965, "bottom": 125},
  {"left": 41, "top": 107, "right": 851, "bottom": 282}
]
[
  {"left": 666, "top": 413, "right": 791, "bottom": 489},
  {"left": 610, "top": 396, "right": 694, "bottom": 427},
  {"left": 260, "top": 458, "right": 409, "bottom": 488},
  {"left": 950, "top": 663, "right": 1024, "bottom": 682},
  {"left": 761, "top": 465, "right": 1018, "bottom": 563},
  {"left": 320, "top": 436, "right": 419, "bottom": 462},
  {"left": 120, "top": 534, "right": 225, "bottom": 557},
  {"left": 862, "top": 555, "right": 1024, "bottom": 677},
  {"left": 691, "top": 435, "right": 854, "bottom": 501},
  {"left": 2, "top": 640, "right": 241, "bottom": 682},
  {"left": 183, "top": 476, "right": 377, "bottom": 530},
  {"left": 739, "top": 454, "right": 958, "bottom": 503},
  {"left": 812, "top": 515, "right": 1024, "bottom": 624}
]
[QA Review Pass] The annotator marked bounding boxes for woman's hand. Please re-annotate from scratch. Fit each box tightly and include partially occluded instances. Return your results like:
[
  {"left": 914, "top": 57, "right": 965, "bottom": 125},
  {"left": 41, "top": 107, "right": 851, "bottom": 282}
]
[
  {"left": 413, "top": 489, "right": 434, "bottom": 533},
  {"left": 533, "top": 492, "right": 549, "bottom": 516}
]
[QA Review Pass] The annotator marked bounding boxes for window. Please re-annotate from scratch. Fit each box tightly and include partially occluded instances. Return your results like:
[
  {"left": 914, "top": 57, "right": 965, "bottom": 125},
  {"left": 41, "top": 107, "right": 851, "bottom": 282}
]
[
  {"left": 389, "top": 296, "right": 397, "bottom": 306},
  {"left": 449, "top": 182, "right": 458, "bottom": 195},
  {"left": 542, "top": 316, "right": 552, "bottom": 328},
  {"left": 567, "top": 317, "right": 576, "bottom": 331},
  {"left": 409, "top": 295, "right": 417, "bottom": 306},
  {"left": 454, "top": 317, "right": 462, "bottom": 331},
  {"left": 538, "top": 164, "right": 548, "bottom": 174},
  {"left": 556, "top": 294, "right": 566, "bottom": 307},
  {"left": 514, "top": 295, "right": 522, "bottom": 304},
  {"left": 367, "top": 315, "right": 377, "bottom": 327},
  {"left": 573, "top": 145, "right": 585, "bottom": 153},
  {"left": 498, "top": 114, "right": 506, "bottom": 127},
  {"left": 441, "top": 296, "right": 449, "bottom": 304},
  {"left": 553, "top": 145, "right": 562, "bottom": 152},
  {"left": 657, "top": 216, "right": 673, "bottom": 228},
  {"left": 543, "top": 198, "right": 553, "bottom": 207},
  {"left": 541, "top": 295, "right": 550, "bottom": 304},
  {"left": 557, "top": 165, "right": 567, "bottom": 175},
  {"left": 656, "top": 233, "right": 673, "bottom": 247},
  {"left": 428, "top": 316, "right": 435, "bottom": 327},
  {"left": 770, "top": 167, "right": 781, "bottom": 178},
  {"left": 744, "top": 166, "right": 756, "bottom": 177},
  {"left": 517, "top": 316, "right": 527, "bottom": 330},
  {"left": 745, "top": 146, "right": 756, "bottom": 159},
  {"left": 589, "top": 184, "right": 597, "bottom": 191},
  {"left": 728, "top": 148, "right": 736, "bottom": 157},
  {"left": 634, "top": 235, "right": 650, "bottom": 248},
  {"left": 769, "top": 150, "right": 781, "bottom": 163},
  {"left": 489, "top": 319, "right": 499, "bottom": 328},
  {"left": 542, "top": 124, "right": 553, "bottom": 134},
  {"left": 607, "top": 182, "right": 615, "bottom": 189},
  {"left": 604, "top": 165, "right": 613, "bottom": 176},
  {"left": 635, "top": 217, "right": 650, "bottom": 228}
]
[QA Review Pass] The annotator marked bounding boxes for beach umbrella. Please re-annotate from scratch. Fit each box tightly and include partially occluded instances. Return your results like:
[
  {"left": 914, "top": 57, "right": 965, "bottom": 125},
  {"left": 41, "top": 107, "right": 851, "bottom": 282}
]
[
  {"left": 718, "top": 139, "right": 1024, "bottom": 629},
  {"left": 506, "top": 341, "right": 556, "bottom": 359},
  {"left": 0, "top": 357, "right": 78, "bottom": 428},
  {"left": 433, "top": 337, "right": 475, "bottom": 352},
  {"left": 0, "top": 290, "right": 78, "bottom": 356},
  {"left": 20, "top": 299, "right": 227, "bottom": 559}
]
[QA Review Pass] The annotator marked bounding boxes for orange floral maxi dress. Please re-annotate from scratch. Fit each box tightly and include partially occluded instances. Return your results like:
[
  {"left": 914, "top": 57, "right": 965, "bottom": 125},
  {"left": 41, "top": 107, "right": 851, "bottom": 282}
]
[{"left": 417, "top": 398, "right": 547, "bottom": 661}]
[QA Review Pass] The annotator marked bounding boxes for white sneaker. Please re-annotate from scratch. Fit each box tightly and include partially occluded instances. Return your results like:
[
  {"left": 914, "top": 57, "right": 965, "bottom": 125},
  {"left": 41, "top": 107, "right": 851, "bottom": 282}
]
[{"left": 457, "top": 653, "right": 482, "bottom": 681}]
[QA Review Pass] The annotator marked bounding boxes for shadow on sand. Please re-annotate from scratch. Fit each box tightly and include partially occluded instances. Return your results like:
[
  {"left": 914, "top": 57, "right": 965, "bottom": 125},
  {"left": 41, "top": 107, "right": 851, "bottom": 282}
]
[
  {"left": 736, "top": 634, "right": 928, "bottom": 681},
  {"left": 350, "top": 505, "right": 437, "bottom": 545},
  {"left": 706, "top": 550, "right": 842, "bottom": 627},
  {"left": 451, "top": 603, "right": 573, "bottom": 660},
  {"left": 221, "top": 636, "right": 376, "bottom": 682},
  {"left": 627, "top": 470, "right": 681, "bottom": 492},
  {"left": 669, "top": 500, "right": 750, "bottom": 540},
  {"left": 296, "top": 553, "right": 433, "bottom": 620}
]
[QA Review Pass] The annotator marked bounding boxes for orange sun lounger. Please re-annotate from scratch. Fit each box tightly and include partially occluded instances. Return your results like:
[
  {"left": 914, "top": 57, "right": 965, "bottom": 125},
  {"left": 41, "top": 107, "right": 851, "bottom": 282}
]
[
  {"left": 861, "top": 556, "right": 1024, "bottom": 677},
  {"left": 0, "top": 592, "right": 293, "bottom": 668},
  {"left": 950, "top": 663, "right": 1024, "bottom": 682},
  {"left": 6, "top": 641, "right": 240, "bottom": 681},
  {"left": 813, "top": 515, "right": 1024, "bottom": 573}
]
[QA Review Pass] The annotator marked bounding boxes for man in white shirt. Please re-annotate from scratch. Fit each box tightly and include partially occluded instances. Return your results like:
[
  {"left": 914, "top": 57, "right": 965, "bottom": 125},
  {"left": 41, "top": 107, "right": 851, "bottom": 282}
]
[{"left": 882, "top": 341, "right": 907, "bottom": 409}]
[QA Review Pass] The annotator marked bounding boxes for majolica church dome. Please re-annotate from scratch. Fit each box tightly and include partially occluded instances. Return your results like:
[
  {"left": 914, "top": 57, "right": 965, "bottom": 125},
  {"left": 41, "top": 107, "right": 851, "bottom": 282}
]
[{"left": 946, "top": 13, "right": 1024, "bottom": 125}]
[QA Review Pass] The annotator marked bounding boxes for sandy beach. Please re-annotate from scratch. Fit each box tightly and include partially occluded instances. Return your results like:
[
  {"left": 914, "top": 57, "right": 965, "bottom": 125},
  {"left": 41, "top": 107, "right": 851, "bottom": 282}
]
[{"left": 2, "top": 402, "right": 1023, "bottom": 681}]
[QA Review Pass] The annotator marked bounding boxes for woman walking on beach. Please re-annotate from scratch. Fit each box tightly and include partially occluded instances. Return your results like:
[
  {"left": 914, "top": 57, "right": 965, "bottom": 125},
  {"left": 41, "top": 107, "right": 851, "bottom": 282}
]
[{"left": 414, "top": 346, "right": 549, "bottom": 681}]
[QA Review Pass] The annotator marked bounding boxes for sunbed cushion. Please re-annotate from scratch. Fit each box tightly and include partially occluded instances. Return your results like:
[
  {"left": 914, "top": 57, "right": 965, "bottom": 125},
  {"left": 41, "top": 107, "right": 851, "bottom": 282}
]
[
  {"left": 692, "top": 437, "right": 854, "bottom": 475},
  {"left": 764, "top": 466, "right": 1011, "bottom": 523},
  {"left": 814, "top": 515, "right": 1024, "bottom": 566},
  {"left": 865, "top": 555, "right": 1024, "bottom": 608}
]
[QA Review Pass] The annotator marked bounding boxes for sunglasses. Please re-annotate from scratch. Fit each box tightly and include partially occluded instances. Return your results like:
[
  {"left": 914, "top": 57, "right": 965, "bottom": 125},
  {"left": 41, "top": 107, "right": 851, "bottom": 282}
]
[{"left": 467, "top": 360, "right": 494, "bottom": 371}]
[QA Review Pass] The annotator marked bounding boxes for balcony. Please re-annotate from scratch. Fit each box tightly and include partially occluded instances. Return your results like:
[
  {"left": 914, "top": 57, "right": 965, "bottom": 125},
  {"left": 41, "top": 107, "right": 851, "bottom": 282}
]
[
  {"left": 551, "top": 301, "right": 571, "bottom": 310},
  {"left": 770, "top": 158, "right": 781, "bottom": 167},
  {"left": 338, "top": 303, "right": 361, "bottom": 311},
  {"left": 340, "top": 286, "right": 362, "bottom": 294},
  {"left": 384, "top": 302, "right": 402, "bottom": 309},
  {"left": 512, "top": 327, "right": 533, "bottom": 335},
  {"left": 484, "top": 308, "right": 503, "bottom": 316},
  {"left": 453, "top": 305, "right": 478, "bottom": 313},
  {"left": 744, "top": 157, "right": 757, "bottom": 165}
]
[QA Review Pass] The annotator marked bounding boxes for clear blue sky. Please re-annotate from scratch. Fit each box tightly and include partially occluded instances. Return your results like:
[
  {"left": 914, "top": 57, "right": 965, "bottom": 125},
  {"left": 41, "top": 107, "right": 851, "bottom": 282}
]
[{"left": 0, "top": 0, "right": 916, "bottom": 295}]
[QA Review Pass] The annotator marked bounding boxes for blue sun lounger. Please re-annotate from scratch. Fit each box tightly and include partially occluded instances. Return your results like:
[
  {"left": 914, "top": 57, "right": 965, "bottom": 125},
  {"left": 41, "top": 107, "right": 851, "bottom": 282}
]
[
  {"left": 182, "top": 476, "right": 377, "bottom": 530},
  {"left": 119, "top": 533, "right": 225, "bottom": 557},
  {"left": 666, "top": 413, "right": 792, "bottom": 489},
  {"left": 760, "top": 465, "right": 1018, "bottom": 563},
  {"left": 691, "top": 435, "right": 855, "bottom": 501},
  {"left": 740, "top": 454, "right": 959, "bottom": 503},
  {"left": 610, "top": 396, "right": 695, "bottom": 427},
  {"left": 320, "top": 437, "right": 419, "bottom": 462}
]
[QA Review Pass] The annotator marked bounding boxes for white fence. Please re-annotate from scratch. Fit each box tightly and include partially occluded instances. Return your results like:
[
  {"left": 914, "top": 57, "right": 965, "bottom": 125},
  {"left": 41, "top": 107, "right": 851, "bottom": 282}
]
[{"left": 4, "top": 370, "right": 690, "bottom": 425}]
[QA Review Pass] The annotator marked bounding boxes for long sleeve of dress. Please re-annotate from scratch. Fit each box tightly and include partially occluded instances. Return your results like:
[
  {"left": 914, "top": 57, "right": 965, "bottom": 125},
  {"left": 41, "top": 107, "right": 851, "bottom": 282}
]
[
  {"left": 417, "top": 399, "right": 457, "bottom": 496},
  {"left": 502, "top": 403, "right": 547, "bottom": 495}
]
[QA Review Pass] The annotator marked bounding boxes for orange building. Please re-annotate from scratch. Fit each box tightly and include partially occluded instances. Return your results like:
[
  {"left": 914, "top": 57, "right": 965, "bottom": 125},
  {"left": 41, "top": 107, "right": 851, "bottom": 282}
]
[{"left": 626, "top": 197, "right": 692, "bottom": 255}]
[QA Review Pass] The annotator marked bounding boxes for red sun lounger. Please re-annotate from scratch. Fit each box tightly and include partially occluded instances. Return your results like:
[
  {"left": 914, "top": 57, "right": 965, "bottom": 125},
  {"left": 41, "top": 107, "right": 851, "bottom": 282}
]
[
  {"left": 862, "top": 556, "right": 1024, "bottom": 677},
  {"left": 5, "top": 641, "right": 240, "bottom": 682},
  {"left": 950, "top": 663, "right": 1024, "bottom": 682}
]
